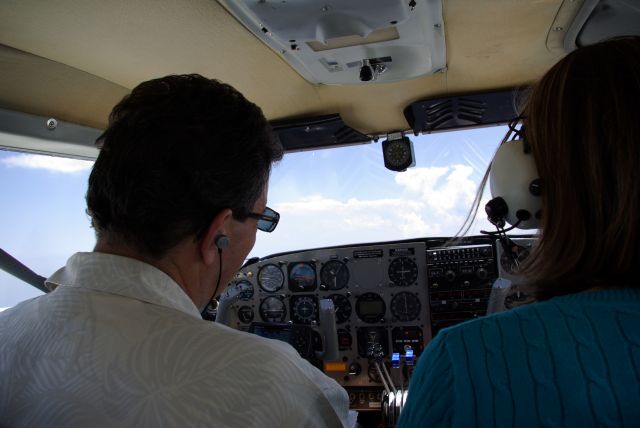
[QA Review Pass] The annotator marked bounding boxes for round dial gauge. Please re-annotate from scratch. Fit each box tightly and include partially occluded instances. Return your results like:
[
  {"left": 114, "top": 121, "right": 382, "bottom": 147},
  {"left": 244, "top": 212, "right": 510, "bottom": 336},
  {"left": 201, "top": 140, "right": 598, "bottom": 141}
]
[
  {"left": 328, "top": 294, "right": 352, "bottom": 324},
  {"left": 387, "top": 141, "right": 410, "bottom": 164},
  {"left": 259, "top": 296, "right": 286, "bottom": 322},
  {"left": 258, "top": 264, "right": 284, "bottom": 292},
  {"left": 355, "top": 292, "right": 386, "bottom": 323},
  {"left": 383, "top": 138, "right": 413, "bottom": 171},
  {"left": 320, "top": 260, "right": 349, "bottom": 290},
  {"left": 288, "top": 262, "right": 316, "bottom": 292},
  {"left": 390, "top": 292, "right": 421, "bottom": 322},
  {"left": 291, "top": 295, "right": 318, "bottom": 324},
  {"left": 388, "top": 257, "right": 418, "bottom": 286},
  {"left": 237, "top": 305, "right": 254, "bottom": 324},
  {"left": 236, "top": 280, "right": 254, "bottom": 300}
]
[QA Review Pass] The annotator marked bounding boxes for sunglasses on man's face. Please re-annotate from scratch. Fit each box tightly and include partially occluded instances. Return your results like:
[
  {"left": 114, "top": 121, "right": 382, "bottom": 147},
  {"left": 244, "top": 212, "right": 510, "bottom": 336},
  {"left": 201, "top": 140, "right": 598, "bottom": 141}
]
[{"left": 246, "top": 206, "right": 279, "bottom": 232}]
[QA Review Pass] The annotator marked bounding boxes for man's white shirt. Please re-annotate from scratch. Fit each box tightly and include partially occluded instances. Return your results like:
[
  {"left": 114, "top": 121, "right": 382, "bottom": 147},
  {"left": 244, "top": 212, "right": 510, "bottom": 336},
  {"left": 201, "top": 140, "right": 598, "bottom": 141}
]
[{"left": 0, "top": 252, "right": 350, "bottom": 427}]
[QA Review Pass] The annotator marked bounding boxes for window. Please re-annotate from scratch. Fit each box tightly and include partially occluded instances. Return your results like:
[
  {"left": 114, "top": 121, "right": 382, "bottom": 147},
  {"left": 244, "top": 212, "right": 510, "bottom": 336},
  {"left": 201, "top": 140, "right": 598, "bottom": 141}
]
[
  {"left": 0, "top": 150, "right": 95, "bottom": 310},
  {"left": 0, "top": 125, "right": 504, "bottom": 309},
  {"left": 250, "top": 125, "right": 505, "bottom": 258}
]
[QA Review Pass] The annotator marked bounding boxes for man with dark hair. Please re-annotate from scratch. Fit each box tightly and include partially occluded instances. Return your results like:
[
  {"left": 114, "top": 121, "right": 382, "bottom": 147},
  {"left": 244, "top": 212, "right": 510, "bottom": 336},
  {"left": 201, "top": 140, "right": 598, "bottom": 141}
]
[{"left": 0, "top": 75, "right": 351, "bottom": 427}]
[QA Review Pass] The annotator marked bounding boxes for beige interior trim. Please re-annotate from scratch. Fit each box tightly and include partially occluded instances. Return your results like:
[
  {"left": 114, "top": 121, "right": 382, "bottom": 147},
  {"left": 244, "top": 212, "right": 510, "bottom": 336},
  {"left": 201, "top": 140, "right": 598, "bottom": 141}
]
[
  {"left": 0, "top": 0, "right": 565, "bottom": 134},
  {"left": 0, "top": 45, "right": 128, "bottom": 130}
]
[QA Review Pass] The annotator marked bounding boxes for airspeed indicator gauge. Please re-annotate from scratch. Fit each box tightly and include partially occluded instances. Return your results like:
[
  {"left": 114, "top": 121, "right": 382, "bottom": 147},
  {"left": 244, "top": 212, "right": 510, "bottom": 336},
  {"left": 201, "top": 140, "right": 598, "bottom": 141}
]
[{"left": 258, "top": 264, "right": 284, "bottom": 292}]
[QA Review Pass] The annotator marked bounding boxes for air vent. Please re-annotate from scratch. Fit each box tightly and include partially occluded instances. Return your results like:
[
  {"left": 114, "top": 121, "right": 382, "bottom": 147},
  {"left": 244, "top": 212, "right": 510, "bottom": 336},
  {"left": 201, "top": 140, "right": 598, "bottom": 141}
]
[
  {"left": 404, "top": 90, "right": 521, "bottom": 135},
  {"left": 270, "top": 114, "right": 370, "bottom": 152}
]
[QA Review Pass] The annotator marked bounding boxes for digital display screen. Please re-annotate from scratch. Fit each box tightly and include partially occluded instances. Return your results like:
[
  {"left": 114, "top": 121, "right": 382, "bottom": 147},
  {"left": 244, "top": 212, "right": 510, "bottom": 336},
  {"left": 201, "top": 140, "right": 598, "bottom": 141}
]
[
  {"left": 248, "top": 323, "right": 292, "bottom": 344},
  {"left": 359, "top": 300, "right": 384, "bottom": 314}
]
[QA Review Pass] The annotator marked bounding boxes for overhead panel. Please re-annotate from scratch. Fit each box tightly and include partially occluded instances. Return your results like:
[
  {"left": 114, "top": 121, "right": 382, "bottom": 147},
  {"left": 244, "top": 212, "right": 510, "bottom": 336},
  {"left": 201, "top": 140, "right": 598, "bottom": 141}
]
[{"left": 219, "top": 0, "right": 446, "bottom": 85}]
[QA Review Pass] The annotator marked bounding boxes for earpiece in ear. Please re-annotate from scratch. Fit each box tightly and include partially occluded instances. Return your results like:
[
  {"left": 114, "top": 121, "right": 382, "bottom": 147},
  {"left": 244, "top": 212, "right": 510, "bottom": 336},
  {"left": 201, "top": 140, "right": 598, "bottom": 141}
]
[{"left": 215, "top": 235, "right": 230, "bottom": 249}]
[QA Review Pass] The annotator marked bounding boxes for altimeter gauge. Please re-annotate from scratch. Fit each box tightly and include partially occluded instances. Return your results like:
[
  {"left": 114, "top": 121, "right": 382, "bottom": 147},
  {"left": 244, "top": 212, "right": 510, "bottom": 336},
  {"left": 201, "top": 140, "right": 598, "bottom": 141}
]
[{"left": 320, "top": 260, "right": 349, "bottom": 290}]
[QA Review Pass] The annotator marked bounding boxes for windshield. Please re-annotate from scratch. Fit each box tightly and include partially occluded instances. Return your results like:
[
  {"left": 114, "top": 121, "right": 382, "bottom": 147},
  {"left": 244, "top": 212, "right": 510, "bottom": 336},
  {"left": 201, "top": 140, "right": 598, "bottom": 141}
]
[
  {"left": 0, "top": 125, "right": 504, "bottom": 309},
  {"left": 251, "top": 125, "right": 503, "bottom": 257}
]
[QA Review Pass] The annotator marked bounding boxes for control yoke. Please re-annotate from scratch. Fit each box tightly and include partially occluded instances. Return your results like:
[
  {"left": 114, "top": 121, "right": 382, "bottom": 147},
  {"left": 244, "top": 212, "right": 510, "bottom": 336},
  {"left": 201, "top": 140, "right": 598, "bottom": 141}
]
[
  {"left": 215, "top": 281, "right": 252, "bottom": 325},
  {"left": 315, "top": 298, "right": 340, "bottom": 361}
]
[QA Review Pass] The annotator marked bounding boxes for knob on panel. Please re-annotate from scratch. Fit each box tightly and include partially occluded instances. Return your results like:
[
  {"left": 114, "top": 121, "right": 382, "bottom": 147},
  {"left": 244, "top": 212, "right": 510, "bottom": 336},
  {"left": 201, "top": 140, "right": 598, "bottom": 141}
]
[
  {"left": 476, "top": 268, "right": 488, "bottom": 279},
  {"left": 444, "top": 270, "right": 456, "bottom": 282},
  {"left": 348, "top": 362, "right": 362, "bottom": 376}
]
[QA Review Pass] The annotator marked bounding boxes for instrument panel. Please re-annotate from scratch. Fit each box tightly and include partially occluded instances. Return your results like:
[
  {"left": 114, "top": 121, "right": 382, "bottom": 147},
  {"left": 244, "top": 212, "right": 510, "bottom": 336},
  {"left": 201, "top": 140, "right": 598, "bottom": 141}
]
[
  {"left": 227, "top": 242, "right": 431, "bottom": 390},
  {"left": 220, "top": 235, "right": 536, "bottom": 414}
]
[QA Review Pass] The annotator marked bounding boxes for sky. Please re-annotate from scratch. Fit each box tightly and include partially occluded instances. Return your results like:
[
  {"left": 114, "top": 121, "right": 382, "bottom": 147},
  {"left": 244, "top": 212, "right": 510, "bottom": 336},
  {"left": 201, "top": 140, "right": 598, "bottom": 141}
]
[{"left": 0, "top": 125, "right": 505, "bottom": 309}]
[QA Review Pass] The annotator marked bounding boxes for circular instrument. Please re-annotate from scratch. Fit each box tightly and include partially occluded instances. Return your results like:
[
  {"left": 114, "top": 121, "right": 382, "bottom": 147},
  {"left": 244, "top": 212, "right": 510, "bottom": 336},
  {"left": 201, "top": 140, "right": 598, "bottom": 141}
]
[
  {"left": 328, "top": 294, "right": 352, "bottom": 324},
  {"left": 236, "top": 280, "right": 254, "bottom": 300},
  {"left": 355, "top": 292, "right": 386, "bottom": 323},
  {"left": 390, "top": 292, "right": 421, "bottom": 321},
  {"left": 320, "top": 260, "right": 349, "bottom": 290},
  {"left": 388, "top": 257, "right": 418, "bottom": 286},
  {"left": 382, "top": 138, "right": 413, "bottom": 171},
  {"left": 237, "top": 305, "right": 254, "bottom": 324},
  {"left": 291, "top": 295, "right": 318, "bottom": 324},
  {"left": 259, "top": 296, "right": 287, "bottom": 322},
  {"left": 258, "top": 264, "right": 284, "bottom": 292},
  {"left": 288, "top": 262, "right": 317, "bottom": 291}
]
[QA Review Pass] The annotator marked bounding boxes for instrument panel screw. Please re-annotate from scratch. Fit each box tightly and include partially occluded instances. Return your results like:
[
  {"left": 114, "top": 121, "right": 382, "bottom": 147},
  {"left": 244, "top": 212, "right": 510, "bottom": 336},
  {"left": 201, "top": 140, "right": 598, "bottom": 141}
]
[{"left": 46, "top": 118, "right": 57, "bottom": 130}]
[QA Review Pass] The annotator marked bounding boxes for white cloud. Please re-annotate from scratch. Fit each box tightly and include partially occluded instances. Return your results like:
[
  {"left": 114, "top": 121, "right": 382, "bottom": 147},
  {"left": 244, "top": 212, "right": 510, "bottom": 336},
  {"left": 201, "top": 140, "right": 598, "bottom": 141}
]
[
  {"left": 1, "top": 154, "right": 93, "bottom": 173},
  {"left": 395, "top": 165, "right": 477, "bottom": 213},
  {"left": 252, "top": 164, "right": 491, "bottom": 257}
]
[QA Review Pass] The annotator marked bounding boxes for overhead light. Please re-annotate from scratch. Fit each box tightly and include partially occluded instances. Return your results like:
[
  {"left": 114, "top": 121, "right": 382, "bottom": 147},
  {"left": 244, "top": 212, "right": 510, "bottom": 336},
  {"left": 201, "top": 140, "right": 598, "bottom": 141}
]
[
  {"left": 359, "top": 59, "right": 388, "bottom": 82},
  {"left": 382, "top": 133, "right": 415, "bottom": 172}
]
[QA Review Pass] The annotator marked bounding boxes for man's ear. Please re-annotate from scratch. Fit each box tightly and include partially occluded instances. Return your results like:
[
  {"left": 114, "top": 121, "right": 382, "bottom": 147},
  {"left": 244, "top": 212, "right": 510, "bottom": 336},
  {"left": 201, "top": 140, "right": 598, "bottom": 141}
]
[{"left": 199, "top": 208, "right": 233, "bottom": 265}]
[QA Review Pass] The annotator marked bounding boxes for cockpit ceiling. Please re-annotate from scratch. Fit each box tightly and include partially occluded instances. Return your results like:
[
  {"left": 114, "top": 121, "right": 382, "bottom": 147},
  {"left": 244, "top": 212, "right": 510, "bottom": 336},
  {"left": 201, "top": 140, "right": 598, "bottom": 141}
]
[{"left": 0, "top": 0, "right": 565, "bottom": 135}]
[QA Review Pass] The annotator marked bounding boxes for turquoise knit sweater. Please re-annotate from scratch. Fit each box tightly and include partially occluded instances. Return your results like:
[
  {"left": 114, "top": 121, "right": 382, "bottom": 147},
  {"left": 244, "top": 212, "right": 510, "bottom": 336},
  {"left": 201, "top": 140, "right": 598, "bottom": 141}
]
[{"left": 397, "top": 288, "right": 640, "bottom": 427}]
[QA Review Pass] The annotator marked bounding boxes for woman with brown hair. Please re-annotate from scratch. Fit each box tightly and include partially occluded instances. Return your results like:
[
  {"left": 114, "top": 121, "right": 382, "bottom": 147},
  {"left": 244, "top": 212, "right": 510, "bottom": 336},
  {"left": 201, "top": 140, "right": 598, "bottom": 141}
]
[{"left": 398, "top": 36, "right": 640, "bottom": 427}]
